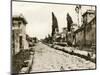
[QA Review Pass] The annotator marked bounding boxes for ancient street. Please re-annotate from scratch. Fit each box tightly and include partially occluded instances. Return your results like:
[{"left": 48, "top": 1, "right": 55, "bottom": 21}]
[{"left": 30, "top": 42, "right": 95, "bottom": 73}]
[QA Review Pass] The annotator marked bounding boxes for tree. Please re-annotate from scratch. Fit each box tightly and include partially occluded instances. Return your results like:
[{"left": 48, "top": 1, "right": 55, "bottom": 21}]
[
  {"left": 51, "top": 12, "right": 59, "bottom": 37},
  {"left": 67, "top": 13, "right": 73, "bottom": 32}
]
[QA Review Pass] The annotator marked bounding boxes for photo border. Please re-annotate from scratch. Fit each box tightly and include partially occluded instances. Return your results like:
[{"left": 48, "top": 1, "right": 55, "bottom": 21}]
[{"left": 11, "top": 0, "right": 97, "bottom": 74}]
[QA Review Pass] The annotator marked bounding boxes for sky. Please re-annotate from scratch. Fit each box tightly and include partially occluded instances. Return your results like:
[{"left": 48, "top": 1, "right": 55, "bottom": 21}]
[{"left": 12, "top": 1, "right": 95, "bottom": 40}]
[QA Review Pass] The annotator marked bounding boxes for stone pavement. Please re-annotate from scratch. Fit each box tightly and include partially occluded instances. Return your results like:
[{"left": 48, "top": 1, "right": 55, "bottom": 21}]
[{"left": 29, "top": 42, "right": 95, "bottom": 73}]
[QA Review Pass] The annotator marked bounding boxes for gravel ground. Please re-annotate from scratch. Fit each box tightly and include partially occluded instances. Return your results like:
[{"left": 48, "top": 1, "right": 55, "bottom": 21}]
[{"left": 30, "top": 42, "right": 95, "bottom": 73}]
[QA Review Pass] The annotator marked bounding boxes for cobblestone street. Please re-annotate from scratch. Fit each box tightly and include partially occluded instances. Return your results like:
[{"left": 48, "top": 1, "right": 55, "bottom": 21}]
[{"left": 30, "top": 42, "right": 95, "bottom": 73}]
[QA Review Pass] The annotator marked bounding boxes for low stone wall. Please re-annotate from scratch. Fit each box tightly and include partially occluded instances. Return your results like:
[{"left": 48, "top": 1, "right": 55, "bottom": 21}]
[
  {"left": 49, "top": 44, "right": 96, "bottom": 63},
  {"left": 12, "top": 49, "right": 34, "bottom": 74}
]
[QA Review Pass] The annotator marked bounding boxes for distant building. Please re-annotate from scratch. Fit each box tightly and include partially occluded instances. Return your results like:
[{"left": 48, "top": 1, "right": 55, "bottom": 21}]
[
  {"left": 60, "top": 27, "right": 68, "bottom": 42},
  {"left": 83, "top": 10, "right": 96, "bottom": 47},
  {"left": 75, "top": 10, "right": 96, "bottom": 49},
  {"left": 71, "top": 23, "right": 78, "bottom": 31},
  {"left": 12, "top": 14, "right": 29, "bottom": 55},
  {"left": 82, "top": 10, "right": 95, "bottom": 24}
]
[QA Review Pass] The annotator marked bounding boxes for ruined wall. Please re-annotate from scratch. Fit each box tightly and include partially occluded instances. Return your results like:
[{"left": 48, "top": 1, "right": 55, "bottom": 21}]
[
  {"left": 19, "top": 22, "right": 29, "bottom": 49},
  {"left": 85, "top": 18, "right": 96, "bottom": 47},
  {"left": 12, "top": 16, "right": 29, "bottom": 55},
  {"left": 75, "top": 18, "right": 96, "bottom": 48},
  {"left": 75, "top": 29, "right": 84, "bottom": 48}
]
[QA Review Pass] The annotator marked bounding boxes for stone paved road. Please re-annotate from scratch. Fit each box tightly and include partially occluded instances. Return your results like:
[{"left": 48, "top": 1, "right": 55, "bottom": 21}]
[{"left": 30, "top": 42, "right": 95, "bottom": 73}]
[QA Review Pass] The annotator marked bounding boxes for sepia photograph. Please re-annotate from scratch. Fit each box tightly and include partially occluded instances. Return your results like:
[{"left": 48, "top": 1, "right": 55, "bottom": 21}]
[{"left": 12, "top": 0, "right": 96, "bottom": 74}]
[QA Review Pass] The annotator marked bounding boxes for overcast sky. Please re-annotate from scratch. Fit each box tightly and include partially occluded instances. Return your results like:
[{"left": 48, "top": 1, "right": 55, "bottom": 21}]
[{"left": 12, "top": 1, "right": 95, "bottom": 40}]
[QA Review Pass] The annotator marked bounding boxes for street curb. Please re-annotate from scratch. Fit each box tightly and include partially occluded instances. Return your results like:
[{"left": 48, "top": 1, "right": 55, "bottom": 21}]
[{"left": 48, "top": 44, "right": 96, "bottom": 63}]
